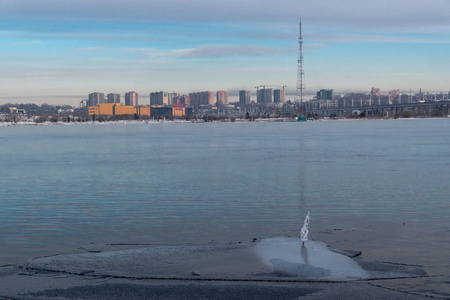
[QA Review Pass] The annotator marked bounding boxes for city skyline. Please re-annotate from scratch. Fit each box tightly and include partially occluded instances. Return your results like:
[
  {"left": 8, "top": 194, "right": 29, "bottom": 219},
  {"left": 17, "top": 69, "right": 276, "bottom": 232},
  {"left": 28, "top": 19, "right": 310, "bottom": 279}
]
[{"left": 1, "top": 0, "right": 450, "bottom": 105}]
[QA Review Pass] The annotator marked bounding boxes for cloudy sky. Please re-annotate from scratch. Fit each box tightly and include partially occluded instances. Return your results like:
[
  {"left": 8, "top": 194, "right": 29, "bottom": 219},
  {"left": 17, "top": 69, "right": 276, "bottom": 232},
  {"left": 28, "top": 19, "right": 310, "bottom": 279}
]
[{"left": 1, "top": 0, "right": 450, "bottom": 105}]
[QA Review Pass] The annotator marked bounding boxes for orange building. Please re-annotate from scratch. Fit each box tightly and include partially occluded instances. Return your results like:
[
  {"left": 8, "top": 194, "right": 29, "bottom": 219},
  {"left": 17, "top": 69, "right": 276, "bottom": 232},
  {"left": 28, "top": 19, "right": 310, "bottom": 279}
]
[
  {"left": 99, "top": 103, "right": 117, "bottom": 115},
  {"left": 114, "top": 105, "right": 137, "bottom": 115},
  {"left": 172, "top": 104, "right": 185, "bottom": 117},
  {"left": 89, "top": 103, "right": 139, "bottom": 116},
  {"left": 88, "top": 103, "right": 118, "bottom": 115},
  {"left": 88, "top": 103, "right": 185, "bottom": 118},
  {"left": 137, "top": 106, "right": 151, "bottom": 117},
  {"left": 88, "top": 106, "right": 99, "bottom": 115}
]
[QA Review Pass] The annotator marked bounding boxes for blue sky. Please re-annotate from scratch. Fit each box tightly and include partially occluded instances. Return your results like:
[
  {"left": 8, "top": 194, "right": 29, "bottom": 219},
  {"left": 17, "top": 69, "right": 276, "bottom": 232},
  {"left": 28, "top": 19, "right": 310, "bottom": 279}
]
[{"left": 1, "top": 0, "right": 450, "bottom": 105}]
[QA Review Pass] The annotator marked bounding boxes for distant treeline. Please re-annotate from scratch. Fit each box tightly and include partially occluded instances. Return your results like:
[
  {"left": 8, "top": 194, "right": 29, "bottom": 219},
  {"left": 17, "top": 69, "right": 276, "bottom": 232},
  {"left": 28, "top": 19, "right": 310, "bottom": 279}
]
[{"left": 0, "top": 103, "right": 75, "bottom": 115}]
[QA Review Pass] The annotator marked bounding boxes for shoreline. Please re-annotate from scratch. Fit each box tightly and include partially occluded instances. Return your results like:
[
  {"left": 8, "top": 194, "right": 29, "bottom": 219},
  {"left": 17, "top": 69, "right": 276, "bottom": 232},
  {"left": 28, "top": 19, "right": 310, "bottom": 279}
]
[{"left": 1, "top": 116, "right": 449, "bottom": 127}]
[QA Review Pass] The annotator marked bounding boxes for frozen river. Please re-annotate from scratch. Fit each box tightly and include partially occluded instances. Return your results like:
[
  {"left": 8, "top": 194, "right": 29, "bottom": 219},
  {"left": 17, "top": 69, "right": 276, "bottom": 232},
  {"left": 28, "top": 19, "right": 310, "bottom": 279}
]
[{"left": 1, "top": 119, "right": 449, "bottom": 297}]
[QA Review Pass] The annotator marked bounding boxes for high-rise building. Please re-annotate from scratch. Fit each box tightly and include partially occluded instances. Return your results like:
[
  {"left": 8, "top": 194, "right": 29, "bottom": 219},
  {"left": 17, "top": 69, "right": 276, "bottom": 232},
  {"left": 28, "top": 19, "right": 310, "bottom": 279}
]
[
  {"left": 317, "top": 89, "right": 333, "bottom": 100},
  {"left": 239, "top": 90, "right": 251, "bottom": 106},
  {"left": 168, "top": 93, "right": 179, "bottom": 106},
  {"left": 189, "top": 91, "right": 214, "bottom": 109},
  {"left": 371, "top": 87, "right": 381, "bottom": 96},
  {"left": 107, "top": 93, "right": 120, "bottom": 104},
  {"left": 79, "top": 99, "right": 88, "bottom": 107},
  {"left": 174, "top": 95, "right": 191, "bottom": 107},
  {"left": 150, "top": 91, "right": 169, "bottom": 106},
  {"left": 216, "top": 91, "right": 228, "bottom": 106},
  {"left": 389, "top": 89, "right": 400, "bottom": 102},
  {"left": 257, "top": 88, "right": 272, "bottom": 104},
  {"left": 88, "top": 92, "right": 104, "bottom": 107},
  {"left": 125, "top": 91, "right": 138, "bottom": 106},
  {"left": 273, "top": 89, "right": 285, "bottom": 103}
]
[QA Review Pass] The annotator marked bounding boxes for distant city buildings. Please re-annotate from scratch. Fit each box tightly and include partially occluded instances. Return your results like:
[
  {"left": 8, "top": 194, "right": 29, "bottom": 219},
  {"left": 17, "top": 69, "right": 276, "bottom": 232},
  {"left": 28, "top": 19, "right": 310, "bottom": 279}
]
[
  {"left": 189, "top": 91, "right": 214, "bottom": 109},
  {"left": 87, "top": 103, "right": 188, "bottom": 118},
  {"left": 174, "top": 95, "right": 191, "bottom": 108},
  {"left": 168, "top": 93, "right": 179, "bottom": 105},
  {"left": 79, "top": 99, "right": 88, "bottom": 107},
  {"left": 86, "top": 86, "right": 291, "bottom": 110},
  {"left": 273, "top": 89, "right": 285, "bottom": 103},
  {"left": 371, "top": 87, "right": 381, "bottom": 97},
  {"left": 20, "top": 84, "right": 450, "bottom": 122},
  {"left": 49, "top": 84, "right": 450, "bottom": 122},
  {"left": 257, "top": 88, "right": 272, "bottom": 104},
  {"left": 150, "top": 91, "right": 169, "bottom": 106},
  {"left": 85, "top": 86, "right": 294, "bottom": 112},
  {"left": 216, "top": 91, "right": 228, "bottom": 106},
  {"left": 125, "top": 91, "right": 138, "bottom": 106},
  {"left": 239, "top": 90, "right": 251, "bottom": 106},
  {"left": 107, "top": 93, "right": 120, "bottom": 104},
  {"left": 317, "top": 89, "right": 333, "bottom": 100},
  {"left": 88, "top": 92, "right": 104, "bottom": 107},
  {"left": 389, "top": 89, "right": 400, "bottom": 102}
]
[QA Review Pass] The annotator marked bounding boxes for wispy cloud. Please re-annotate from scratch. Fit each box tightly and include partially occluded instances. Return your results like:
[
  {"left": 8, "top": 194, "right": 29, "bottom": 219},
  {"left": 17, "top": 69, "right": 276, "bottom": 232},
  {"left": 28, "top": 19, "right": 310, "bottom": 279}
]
[
  {"left": 121, "top": 45, "right": 290, "bottom": 59},
  {"left": 2, "top": 0, "right": 450, "bottom": 104},
  {"left": 0, "top": 29, "right": 158, "bottom": 42},
  {"left": 5, "top": 40, "right": 42, "bottom": 47},
  {"left": 2, "top": 0, "right": 450, "bottom": 32},
  {"left": 72, "top": 46, "right": 103, "bottom": 52},
  {"left": 121, "top": 47, "right": 157, "bottom": 51},
  {"left": 312, "top": 34, "right": 450, "bottom": 45},
  {"left": 168, "top": 45, "right": 289, "bottom": 58},
  {"left": 0, "top": 30, "right": 17, "bottom": 37}
]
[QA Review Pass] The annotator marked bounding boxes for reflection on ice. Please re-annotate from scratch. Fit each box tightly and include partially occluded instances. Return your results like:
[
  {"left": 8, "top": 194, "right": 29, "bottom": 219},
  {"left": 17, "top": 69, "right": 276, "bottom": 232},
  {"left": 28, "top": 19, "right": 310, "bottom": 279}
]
[
  {"left": 255, "top": 237, "right": 370, "bottom": 280},
  {"left": 300, "top": 244, "right": 309, "bottom": 265}
]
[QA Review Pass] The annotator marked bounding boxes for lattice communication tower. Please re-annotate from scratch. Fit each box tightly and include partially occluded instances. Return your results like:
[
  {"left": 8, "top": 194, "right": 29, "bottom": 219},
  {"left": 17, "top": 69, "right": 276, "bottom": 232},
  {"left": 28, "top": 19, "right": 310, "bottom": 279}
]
[{"left": 296, "top": 18, "right": 305, "bottom": 105}]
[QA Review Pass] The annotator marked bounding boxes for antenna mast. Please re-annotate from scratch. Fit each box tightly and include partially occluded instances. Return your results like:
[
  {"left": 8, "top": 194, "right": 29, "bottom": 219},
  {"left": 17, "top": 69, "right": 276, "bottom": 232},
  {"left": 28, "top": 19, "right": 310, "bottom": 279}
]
[{"left": 296, "top": 18, "right": 305, "bottom": 108}]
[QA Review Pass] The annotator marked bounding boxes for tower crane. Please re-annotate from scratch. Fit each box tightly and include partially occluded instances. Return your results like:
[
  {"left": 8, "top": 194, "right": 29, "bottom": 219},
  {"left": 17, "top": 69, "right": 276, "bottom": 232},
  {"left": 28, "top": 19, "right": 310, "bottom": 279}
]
[
  {"left": 259, "top": 84, "right": 287, "bottom": 89},
  {"left": 257, "top": 85, "right": 288, "bottom": 103}
]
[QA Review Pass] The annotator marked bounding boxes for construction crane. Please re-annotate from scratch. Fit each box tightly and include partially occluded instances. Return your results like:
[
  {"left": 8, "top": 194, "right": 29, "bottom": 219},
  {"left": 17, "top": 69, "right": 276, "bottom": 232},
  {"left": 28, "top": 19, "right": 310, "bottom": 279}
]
[
  {"left": 258, "top": 85, "right": 288, "bottom": 103},
  {"left": 259, "top": 85, "right": 287, "bottom": 97},
  {"left": 259, "top": 84, "right": 287, "bottom": 90},
  {"left": 254, "top": 86, "right": 260, "bottom": 97}
]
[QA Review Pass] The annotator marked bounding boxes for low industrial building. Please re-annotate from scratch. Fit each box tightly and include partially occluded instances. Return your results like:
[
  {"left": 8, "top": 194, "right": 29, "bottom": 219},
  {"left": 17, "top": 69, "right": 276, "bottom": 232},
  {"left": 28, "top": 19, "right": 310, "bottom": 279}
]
[{"left": 88, "top": 103, "right": 187, "bottom": 118}]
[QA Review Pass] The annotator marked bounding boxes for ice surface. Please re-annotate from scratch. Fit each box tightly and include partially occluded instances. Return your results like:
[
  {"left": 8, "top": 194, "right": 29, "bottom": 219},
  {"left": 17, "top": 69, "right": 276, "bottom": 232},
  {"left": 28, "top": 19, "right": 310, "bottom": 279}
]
[
  {"left": 255, "top": 237, "right": 370, "bottom": 280},
  {"left": 22, "top": 239, "right": 424, "bottom": 282}
]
